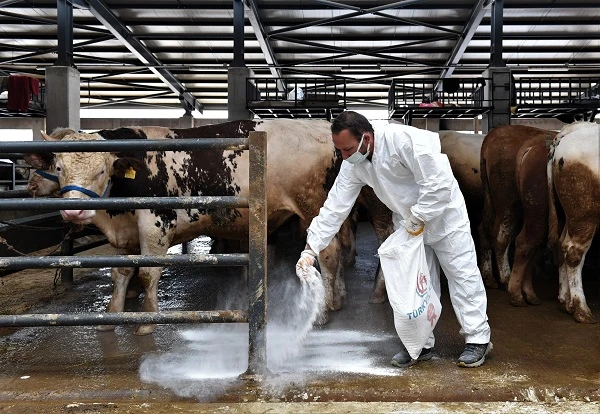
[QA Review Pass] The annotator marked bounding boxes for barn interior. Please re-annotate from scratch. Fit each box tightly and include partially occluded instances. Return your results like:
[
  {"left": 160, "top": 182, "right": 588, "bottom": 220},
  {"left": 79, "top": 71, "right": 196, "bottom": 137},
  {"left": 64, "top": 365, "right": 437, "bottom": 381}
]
[{"left": 0, "top": 1, "right": 599, "bottom": 412}]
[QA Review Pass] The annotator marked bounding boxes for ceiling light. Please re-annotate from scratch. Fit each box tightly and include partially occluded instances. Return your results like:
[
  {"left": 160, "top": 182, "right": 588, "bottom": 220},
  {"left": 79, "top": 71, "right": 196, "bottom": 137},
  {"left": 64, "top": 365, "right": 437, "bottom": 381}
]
[
  {"left": 527, "top": 65, "right": 569, "bottom": 72},
  {"left": 340, "top": 66, "right": 380, "bottom": 73}
]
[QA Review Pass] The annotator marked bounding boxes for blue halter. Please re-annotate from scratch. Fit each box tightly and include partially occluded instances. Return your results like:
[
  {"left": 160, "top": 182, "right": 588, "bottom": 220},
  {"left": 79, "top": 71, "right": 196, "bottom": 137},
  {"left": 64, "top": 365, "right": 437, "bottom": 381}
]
[
  {"left": 60, "top": 179, "right": 111, "bottom": 199},
  {"left": 34, "top": 169, "right": 59, "bottom": 183}
]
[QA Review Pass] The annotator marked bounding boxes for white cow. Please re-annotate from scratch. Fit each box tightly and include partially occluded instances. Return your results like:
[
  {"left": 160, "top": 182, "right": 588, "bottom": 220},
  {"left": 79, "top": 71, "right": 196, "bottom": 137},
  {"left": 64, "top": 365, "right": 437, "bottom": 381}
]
[{"left": 548, "top": 122, "right": 600, "bottom": 323}]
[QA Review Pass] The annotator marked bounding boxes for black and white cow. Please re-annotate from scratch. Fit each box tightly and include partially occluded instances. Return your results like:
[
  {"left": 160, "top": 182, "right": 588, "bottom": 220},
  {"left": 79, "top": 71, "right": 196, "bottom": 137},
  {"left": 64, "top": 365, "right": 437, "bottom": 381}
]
[{"left": 28, "top": 120, "right": 358, "bottom": 335}]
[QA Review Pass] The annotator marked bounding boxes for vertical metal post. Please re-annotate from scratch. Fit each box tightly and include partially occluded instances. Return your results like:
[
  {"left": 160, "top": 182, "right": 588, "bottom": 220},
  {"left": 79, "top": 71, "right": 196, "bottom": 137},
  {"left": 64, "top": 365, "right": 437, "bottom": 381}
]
[
  {"left": 56, "top": 0, "right": 74, "bottom": 67},
  {"left": 490, "top": 0, "right": 505, "bottom": 68},
  {"left": 244, "top": 130, "right": 267, "bottom": 379},
  {"left": 232, "top": 0, "right": 245, "bottom": 67}
]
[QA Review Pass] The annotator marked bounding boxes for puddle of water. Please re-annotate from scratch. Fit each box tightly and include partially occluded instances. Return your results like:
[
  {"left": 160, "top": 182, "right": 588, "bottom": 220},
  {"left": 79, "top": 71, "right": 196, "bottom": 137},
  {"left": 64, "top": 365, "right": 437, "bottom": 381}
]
[{"left": 139, "top": 265, "right": 397, "bottom": 401}]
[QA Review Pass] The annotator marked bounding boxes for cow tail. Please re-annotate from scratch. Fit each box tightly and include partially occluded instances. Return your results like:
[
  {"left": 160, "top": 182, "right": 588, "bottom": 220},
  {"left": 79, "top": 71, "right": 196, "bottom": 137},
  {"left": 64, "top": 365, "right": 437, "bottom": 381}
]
[
  {"left": 479, "top": 153, "right": 492, "bottom": 241},
  {"left": 546, "top": 140, "right": 561, "bottom": 258}
]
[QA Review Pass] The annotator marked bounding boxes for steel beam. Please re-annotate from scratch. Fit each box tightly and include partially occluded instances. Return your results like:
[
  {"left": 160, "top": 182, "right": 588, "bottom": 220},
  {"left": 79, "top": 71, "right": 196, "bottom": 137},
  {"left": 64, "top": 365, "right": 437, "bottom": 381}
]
[
  {"left": 438, "top": 0, "right": 491, "bottom": 81},
  {"left": 0, "top": 0, "right": 21, "bottom": 7},
  {"left": 232, "top": 0, "right": 245, "bottom": 67},
  {"left": 82, "top": 0, "right": 203, "bottom": 113},
  {"left": 56, "top": 0, "right": 74, "bottom": 67},
  {"left": 245, "top": 0, "right": 285, "bottom": 91},
  {"left": 0, "top": 35, "right": 113, "bottom": 65},
  {"left": 0, "top": 10, "right": 111, "bottom": 34},
  {"left": 490, "top": 0, "right": 505, "bottom": 67},
  {"left": 270, "top": 34, "right": 433, "bottom": 66}
]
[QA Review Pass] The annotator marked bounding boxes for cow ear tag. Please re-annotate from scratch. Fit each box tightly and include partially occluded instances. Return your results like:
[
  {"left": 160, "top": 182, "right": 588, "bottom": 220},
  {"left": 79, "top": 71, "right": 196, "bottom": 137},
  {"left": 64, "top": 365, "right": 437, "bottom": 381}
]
[{"left": 124, "top": 167, "right": 136, "bottom": 179}]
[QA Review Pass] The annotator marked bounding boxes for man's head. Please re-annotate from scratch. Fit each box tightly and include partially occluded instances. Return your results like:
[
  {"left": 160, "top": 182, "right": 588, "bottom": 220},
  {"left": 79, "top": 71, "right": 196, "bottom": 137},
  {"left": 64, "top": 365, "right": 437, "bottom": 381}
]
[{"left": 331, "top": 111, "right": 374, "bottom": 162}]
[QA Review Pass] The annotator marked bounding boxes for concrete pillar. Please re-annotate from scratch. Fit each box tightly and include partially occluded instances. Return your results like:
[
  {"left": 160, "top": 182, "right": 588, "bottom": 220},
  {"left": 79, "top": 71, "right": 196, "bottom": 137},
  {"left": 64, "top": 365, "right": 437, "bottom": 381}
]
[
  {"left": 227, "top": 66, "right": 254, "bottom": 121},
  {"left": 179, "top": 114, "right": 194, "bottom": 128},
  {"left": 481, "top": 67, "right": 512, "bottom": 133},
  {"left": 45, "top": 66, "right": 80, "bottom": 133},
  {"left": 31, "top": 118, "right": 46, "bottom": 141}
]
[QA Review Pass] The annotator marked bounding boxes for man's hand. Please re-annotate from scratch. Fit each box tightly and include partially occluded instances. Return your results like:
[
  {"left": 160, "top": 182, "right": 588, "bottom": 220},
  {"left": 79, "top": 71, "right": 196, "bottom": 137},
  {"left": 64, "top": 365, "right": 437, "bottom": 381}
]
[
  {"left": 296, "top": 248, "right": 317, "bottom": 279},
  {"left": 405, "top": 213, "right": 425, "bottom": 236}
]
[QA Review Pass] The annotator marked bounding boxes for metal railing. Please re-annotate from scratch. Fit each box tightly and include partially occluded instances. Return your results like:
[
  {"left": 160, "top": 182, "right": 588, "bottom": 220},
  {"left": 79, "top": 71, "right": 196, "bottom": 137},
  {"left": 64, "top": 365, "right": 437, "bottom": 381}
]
[
  {"left": 514, "top": 76, "right": 600, "bottom": 106},
  {"left": 388, "top": 77, "right": 490, "bottom": 112},
  {"left": 247, "top": 77, "right": 347, "bottom": 107},
  {"left": 0, "top": 134, "right": 268, "bottom": 377}
]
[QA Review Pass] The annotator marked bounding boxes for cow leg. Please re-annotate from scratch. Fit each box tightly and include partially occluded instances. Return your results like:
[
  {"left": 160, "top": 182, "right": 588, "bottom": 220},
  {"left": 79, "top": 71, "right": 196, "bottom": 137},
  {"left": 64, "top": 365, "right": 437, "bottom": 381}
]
[
  {"left": 477, "top": 221, "right": 498, "bottom": 288},
  {"left": 134, "top": 265, "right": 162, "bottom": 335},
  {"left": 369, "top": 220, "right": 393, "bottom": 304},
  {"left": 98, "top": 266, "right": 136, "bottom": 332},
  {"left": 317, "top": 235, "right": 345, "bottom": 324},
  {"left": 508, "top": 229, "right": 541, "bottom": 306},
  {"left": 370, "top": 263, "right": 387, "bottom": 304},
  {"left": 340, "top": 215, "right": 357, "bottom": 267},
  {"left": 508, "top": 209, "right": 545, "bottom": 306},
  {"left": 134, "top": 232, "right": 171, "bottom": 335},
  {"left": 490, "top": 213, "right": 516, "bottom": 286},
  {"left": 125, "top": 268, "right": 143, "bottom": 298},
  {"left": 556, "top": 226, "right": 570, "bottom": 308},
  {"left": 562, "top": 223, "right": 597, "bottom": 323}
]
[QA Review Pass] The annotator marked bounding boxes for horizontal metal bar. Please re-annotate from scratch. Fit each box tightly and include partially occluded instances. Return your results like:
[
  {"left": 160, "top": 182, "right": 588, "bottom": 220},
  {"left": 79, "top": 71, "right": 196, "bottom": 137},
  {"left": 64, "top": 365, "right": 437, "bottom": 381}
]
[
  {"left": 0, "top": 310, "right": 248, "bottom": 327},
  {"left": 0, "top": 253, "right": 249, "bottom": 270},
  {"left": 0, "top": 196, "right": 248, "bottom": 210},
  {"left": 0, "top": 189, "right": 30, "bottom": 199},
  {"left": 0, "top": 138, "right": 249, "bottom": 153}
]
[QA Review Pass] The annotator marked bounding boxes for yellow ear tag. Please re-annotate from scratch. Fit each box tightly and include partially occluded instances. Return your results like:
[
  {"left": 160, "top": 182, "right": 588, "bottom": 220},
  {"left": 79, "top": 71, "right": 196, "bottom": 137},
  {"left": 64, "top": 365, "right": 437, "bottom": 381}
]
[{"left": 124, "top": 167, "right": 136, "bottom": 179}]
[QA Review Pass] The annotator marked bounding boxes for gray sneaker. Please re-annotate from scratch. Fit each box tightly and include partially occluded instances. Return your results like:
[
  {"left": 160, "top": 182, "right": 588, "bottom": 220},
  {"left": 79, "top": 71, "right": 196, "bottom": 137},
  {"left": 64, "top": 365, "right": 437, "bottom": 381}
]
[
  {"left": 457, "top": 342, "right": 493, "bottom": 368},
  {"left": 391, "top": 347, "right": 434, "bottom": 368}
]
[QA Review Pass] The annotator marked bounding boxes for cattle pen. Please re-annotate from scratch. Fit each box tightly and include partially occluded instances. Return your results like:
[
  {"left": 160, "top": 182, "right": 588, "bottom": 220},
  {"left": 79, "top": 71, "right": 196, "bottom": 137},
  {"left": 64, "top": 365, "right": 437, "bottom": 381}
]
[{"left": 0, "top": 132, "right": 270, "bottom": 378}]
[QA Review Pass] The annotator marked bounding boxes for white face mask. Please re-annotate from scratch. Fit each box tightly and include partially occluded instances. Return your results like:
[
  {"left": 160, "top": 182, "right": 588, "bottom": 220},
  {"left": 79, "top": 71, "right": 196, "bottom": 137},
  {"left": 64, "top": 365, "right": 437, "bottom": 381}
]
[{"left": 345, "top": 134, "right": 370, "bottom": 164}]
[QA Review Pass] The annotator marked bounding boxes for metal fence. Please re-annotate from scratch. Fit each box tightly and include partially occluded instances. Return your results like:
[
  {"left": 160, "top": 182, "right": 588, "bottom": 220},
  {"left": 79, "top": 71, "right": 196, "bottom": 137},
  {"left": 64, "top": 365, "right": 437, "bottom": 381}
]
[
  {"left": 0, "top": 133, "right": 268, "bottom": 377},
  {"left": 246, "top": 77, "right": 347, "bottom": 120},
  {"left": 514, "top": 76, "right": 600, "bottom": 106}
]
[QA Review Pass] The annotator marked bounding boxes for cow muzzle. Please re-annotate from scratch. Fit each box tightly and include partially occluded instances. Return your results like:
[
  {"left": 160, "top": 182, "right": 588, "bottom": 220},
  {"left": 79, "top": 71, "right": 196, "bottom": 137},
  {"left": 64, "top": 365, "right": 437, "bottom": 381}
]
[{"left": 60, "top": 209, "right": 95, "bottom": 223}]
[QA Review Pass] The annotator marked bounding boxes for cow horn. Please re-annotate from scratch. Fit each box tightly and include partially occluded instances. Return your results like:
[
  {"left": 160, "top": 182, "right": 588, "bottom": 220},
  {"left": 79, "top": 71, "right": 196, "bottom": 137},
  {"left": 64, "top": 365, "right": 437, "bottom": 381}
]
[{"left": 41, "top": 131, "right": 58, "bottom": 141}]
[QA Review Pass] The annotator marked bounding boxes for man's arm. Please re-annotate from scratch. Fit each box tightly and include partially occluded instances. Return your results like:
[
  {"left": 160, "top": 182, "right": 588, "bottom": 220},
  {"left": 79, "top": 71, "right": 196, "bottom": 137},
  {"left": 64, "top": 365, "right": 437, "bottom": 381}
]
[
  {"left": 394, "top": 129, "right": 454, "bottom": 223},
  {"left": 306, "top": 163, "right": 364, "bottom": 254}
]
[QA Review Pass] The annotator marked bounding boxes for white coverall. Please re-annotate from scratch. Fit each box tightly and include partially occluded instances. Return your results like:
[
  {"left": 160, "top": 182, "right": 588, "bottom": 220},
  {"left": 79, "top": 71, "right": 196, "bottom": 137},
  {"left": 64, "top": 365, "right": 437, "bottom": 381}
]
[{"left": 307, "top": 123, "right": 491, "bottom": 347}]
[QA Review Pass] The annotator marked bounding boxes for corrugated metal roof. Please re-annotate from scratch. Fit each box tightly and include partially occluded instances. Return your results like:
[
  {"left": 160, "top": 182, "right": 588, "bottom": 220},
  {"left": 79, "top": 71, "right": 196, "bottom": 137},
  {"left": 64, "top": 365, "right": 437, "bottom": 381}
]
[{"left": 0, "top": 0, "right": 598, "bottom": 111}]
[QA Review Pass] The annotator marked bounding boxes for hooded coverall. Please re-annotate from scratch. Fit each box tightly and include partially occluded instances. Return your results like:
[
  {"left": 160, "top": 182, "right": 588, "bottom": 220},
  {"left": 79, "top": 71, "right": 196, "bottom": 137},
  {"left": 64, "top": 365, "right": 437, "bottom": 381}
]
[{"left": 306, "top": 123, "right": 491, "bottom": 347}]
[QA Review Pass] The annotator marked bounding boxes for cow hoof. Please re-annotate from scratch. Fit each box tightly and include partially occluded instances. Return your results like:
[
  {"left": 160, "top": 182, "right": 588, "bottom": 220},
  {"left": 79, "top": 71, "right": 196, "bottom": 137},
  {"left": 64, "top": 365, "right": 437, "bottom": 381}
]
[
  {"left": 331, "top": 296, "right": 344, "bottom": 311},
  {"left": 96, "top": 325, "right": 116, "bottom": 332},
  {"left": 574, "top": 311, "right": 596, "bottom": 324},
  {"left": 315, "top": 311, "right": 329, "bottom": 326},
  {"left": 134, "top": 324, "right": 157, "bottom": 335},
  {"left": 509, "top": 295, "right": 527, "bottom": 307},
  {"left": 525, "top": 294, "right": 542, "bottom": 306}
]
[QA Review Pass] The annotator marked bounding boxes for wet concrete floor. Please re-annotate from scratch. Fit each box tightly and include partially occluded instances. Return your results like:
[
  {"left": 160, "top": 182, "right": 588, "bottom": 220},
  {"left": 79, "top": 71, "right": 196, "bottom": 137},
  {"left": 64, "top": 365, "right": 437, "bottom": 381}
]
[{"left": 0, "top": 222, "right": 599, "bottom": 413}]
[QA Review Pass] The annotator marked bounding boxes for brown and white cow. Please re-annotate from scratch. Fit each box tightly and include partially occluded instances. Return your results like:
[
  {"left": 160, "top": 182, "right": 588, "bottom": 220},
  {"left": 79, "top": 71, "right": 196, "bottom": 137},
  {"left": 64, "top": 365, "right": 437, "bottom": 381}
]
[
  {"left": 29, "top": 119, "right": 353, "bottom": 335},
  {"left": 548, "top": 122, "right": 600, "bottom": 323},
  {"left": 479, "top": 125, "right": 556, "bottom": 305}
]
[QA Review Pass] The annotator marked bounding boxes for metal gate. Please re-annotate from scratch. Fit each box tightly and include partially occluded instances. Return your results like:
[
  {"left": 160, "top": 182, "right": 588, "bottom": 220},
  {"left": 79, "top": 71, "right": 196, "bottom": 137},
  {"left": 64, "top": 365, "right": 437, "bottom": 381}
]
[{"left": 0, "top": 132, "right": 268, "bottom": 377}]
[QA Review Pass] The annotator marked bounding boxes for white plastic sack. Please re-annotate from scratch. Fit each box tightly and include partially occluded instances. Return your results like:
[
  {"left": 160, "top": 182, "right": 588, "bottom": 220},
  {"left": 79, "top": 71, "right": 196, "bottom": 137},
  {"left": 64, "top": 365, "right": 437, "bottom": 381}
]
[
  {"left": 287, "top": 87, "right": 304, "bottom": 100},
  {"left": 378, "top": 228, "right": 442, "bottom": 359}
]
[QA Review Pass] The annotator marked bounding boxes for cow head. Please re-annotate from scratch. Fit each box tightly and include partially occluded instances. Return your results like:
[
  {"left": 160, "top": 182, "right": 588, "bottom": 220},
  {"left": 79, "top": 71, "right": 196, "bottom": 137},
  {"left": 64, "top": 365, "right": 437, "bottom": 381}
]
[
  {"left": 24, "top": 128, "right": 76, "bottom": 197},
  {"left": 46, "top": 131, "right": 117, "bottom": 224}
]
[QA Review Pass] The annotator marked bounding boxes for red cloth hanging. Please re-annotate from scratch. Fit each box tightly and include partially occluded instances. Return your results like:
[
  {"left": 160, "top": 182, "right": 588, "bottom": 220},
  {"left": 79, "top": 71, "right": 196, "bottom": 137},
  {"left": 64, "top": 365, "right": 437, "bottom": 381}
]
[{"left": 7, "top": 75, "right": 39, "bottom": 112}]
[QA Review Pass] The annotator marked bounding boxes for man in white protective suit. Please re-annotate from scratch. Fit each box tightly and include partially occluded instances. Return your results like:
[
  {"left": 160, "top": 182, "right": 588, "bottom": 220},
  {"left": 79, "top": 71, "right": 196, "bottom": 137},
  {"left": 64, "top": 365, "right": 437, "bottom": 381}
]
[{"left": 296, "top": 111, "right": 492, "bottom": 368}]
